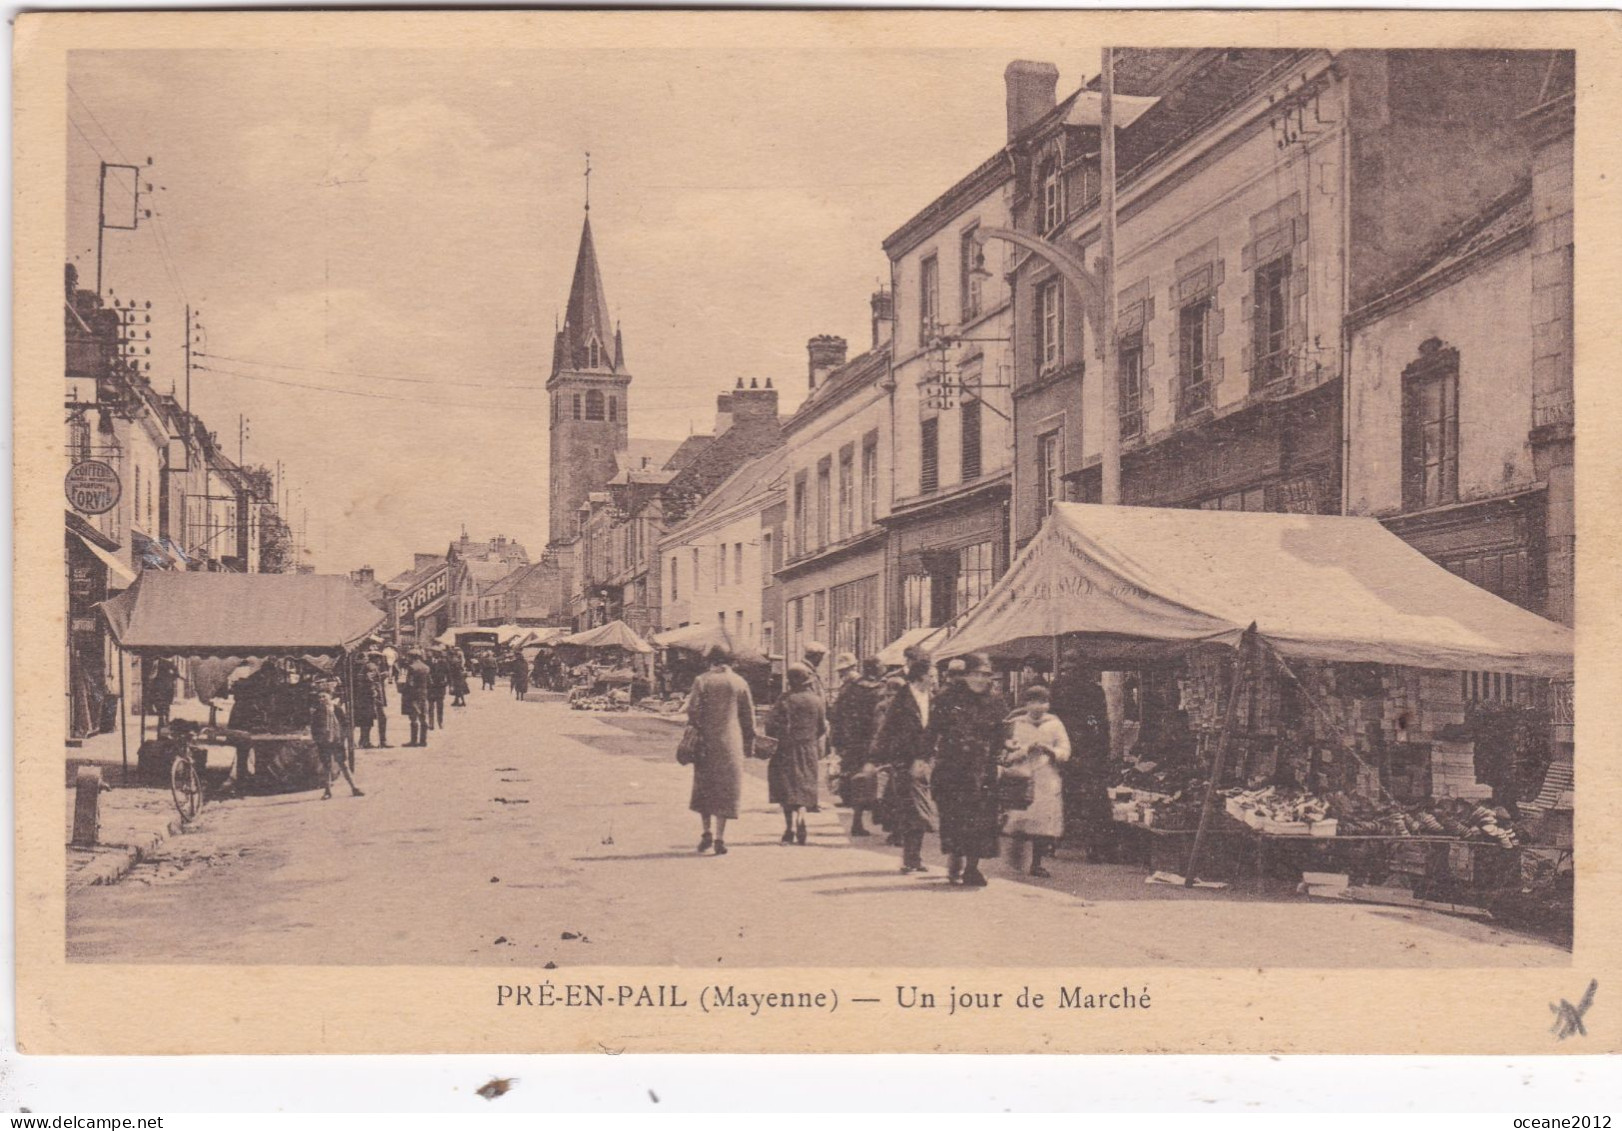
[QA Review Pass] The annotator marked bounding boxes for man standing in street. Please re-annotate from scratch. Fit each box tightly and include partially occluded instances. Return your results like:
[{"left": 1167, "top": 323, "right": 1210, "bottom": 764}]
[
  {"left": 931, "top": 652, "right": 1008, "bottom": 887},
  {"left": 426, "top": 648, "right": 449, "bottom": 730},
  {"left": 1048, "top": 645, "right": 1114, "bottom": 862},
  {"left": 402, "top": 649, "right": 431, "bottom": 747},
  {"left": 831, "top": 653, "right": 883, "bottom": 836}
]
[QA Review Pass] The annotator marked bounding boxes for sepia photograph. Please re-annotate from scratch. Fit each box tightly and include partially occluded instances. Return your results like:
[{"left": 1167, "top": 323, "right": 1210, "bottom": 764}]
[{"left": 15, "top": 10, "right": 1620, "bottom": 1059}]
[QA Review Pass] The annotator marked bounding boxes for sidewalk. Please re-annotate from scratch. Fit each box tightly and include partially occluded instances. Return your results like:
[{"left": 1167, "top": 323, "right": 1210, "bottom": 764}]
[{"left": 65, "top": 779, "right": 188, "bottom": 889}]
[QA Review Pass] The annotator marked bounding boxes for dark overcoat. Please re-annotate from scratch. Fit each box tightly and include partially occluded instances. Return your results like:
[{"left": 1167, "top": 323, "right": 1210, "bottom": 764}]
[
  {"left": 931, "top": 682, "right": 1009, "bottom": 859},
  {"left": 766, "top": 689, "right": 826, "bottom": 808},
  {"left": 871, "top": 682, "right": 937, "bottom": 832}
]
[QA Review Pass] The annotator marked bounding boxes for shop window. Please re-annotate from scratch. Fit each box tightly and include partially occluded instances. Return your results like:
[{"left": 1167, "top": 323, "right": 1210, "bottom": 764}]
[
  {"left": 919, "top": 254, "right": 940, "bottom": 345},
  {"left": 585, "top": 389, "right": 605, "bottom": 421},
  {"left": 919, "top": 417, "right": 940, "bottom": 494},
  {"left": 959, "top": 224, "right": 982, "bottom": 322},
  {"left": 1040, "top": 157, "right": 1065, "bottom": 233},
  {"left": 955, "top": 541, "right": 995, "bottom": 616},
  {"left": 1402, "top": 342, "right": 1460, "bottom": 511},
  {"left": 1119, "top": 332, "right": 1144, "bottom": 439},
  {"left": 1038, "top": 278, "right": 1064, "bottom": 372},
  {"left": 1177, "top": 299, "right": 1212, "bottom": 417},
  {"left": 903, "top": 573, "right": 934, "bottom": 630},
  {"left": 1036, "top": 429, "right": 1061, "bottom": 520},
  {"left": 816, "top": 456, "right": 832, "bottom": 548},
  {"left": 960, "top": 398, "right": 982, "bottom": 481},
  {"left": 861, "top": 430, "right": 879, "bottom": 528},
  {"left": 1251, "top": 254, "right": 1291, "bottom": 387},
  {"left": 838, "top": 444, "right": 855, "bottom": 539}
]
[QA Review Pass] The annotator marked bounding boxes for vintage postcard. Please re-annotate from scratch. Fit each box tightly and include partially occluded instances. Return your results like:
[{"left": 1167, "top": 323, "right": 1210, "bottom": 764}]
[{"left": 14, "top": 10, "right": 1622, "bottom": 1055}]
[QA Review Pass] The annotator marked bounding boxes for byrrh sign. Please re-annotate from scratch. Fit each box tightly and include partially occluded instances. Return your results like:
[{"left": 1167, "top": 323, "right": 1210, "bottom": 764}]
[
  {"left": 64, "top": 460, "right": 122, "bottom": 515},
  {"left": 395, "top": 566, "right": 448, "bottom": 619}
]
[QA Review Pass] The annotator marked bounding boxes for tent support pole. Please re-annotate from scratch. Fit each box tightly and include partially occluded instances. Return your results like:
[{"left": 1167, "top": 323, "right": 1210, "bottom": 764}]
[
  {"left": 117, "top": 650, "right": 128, "bottom": 783},
  {"left": 1183, "top": 624, "right": 1256, "bottom": 886}
]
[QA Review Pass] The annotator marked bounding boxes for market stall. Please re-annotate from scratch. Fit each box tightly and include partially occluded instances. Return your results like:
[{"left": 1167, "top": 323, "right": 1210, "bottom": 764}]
[
  {"left": 939, "top": 504, "right": 1574, "bottom": 921},
  {"left": 558, "top": 620, "right": 655, "bottom": 708},
  {"left": 98, "top": 571, "right": 386, "bottom": 796},
  {"left": 652, "top": 622, "right": 771, "bottom": 699}
]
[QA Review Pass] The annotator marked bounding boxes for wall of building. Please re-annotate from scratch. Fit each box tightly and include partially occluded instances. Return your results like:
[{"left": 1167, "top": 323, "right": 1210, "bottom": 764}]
[
  {"left": 661, "top": 507, "right": 771, "bottom": 647},
  {"left": 1347, "top": 243, "right": 1535, "bottom": 518},
  {"left": 782, "top": 382, "right": 891, "bottom": 564}
]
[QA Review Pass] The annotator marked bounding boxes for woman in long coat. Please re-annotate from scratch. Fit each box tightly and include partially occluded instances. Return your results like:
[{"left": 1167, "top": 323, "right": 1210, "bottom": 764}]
[
  {"left": 931, "top": 652, "right": 1009, "bottom": 887},
  {"left": 687, "top": 645, "right": 756, "bottom": 855},
  {"left": 767, "top": 663, "right": 827, "bottom": 845},
  {"left": 871, "top": 656, "right": 938, "bottom": 873},
  {"left": 509, "top": 652, "right": 530, "bottom": 700}
]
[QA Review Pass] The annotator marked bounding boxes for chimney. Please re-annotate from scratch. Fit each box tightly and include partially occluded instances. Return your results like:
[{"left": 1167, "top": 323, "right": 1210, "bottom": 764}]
[
  {"left": 870, "top": 287, "right": 894, "bottom": 350},
  {"left": 807, "top": 335, "right": 848, "bottom": 391},
  {"left": 352, "top": 566, "right": 375, "bottom": 586},
  {"left": 1004, "top": 60, "right": 1059, "bottom": 141},
  {"left": 714, "top": 391, "right": 735, "bottom": 435},
  {"left": 730, "top": 379, "right": 780, "bottom": 422}
]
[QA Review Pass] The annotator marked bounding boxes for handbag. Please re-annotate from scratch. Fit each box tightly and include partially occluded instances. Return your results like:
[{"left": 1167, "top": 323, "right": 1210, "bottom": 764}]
[
  {"left": 749, "top": 735, "right": 778, "bottom": 760},
  {"left": 996, "top": 764, "right": 1036, "bottom": 810},
  {"left": 676, "top": 725, "right": 702, "bottom": 766}
]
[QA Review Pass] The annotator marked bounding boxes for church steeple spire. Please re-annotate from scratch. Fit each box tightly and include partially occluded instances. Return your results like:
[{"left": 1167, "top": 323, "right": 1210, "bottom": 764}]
[{"left": 554, "top": 206, "right": 618, "bottom": 376}]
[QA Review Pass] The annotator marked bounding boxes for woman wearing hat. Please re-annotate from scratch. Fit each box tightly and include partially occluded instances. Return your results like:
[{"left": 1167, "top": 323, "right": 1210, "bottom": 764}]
[
  {"left": 931, "top": 652, "right": 1009, "bottom": 886},
  {"left": 686, "top": 645, "right": 756, "bottom": 855},
  {"left": 872, "top": 653, "right": 939, "bottom": 873},
  {"left": 1001, "top": 684, "right": 1071, "bottom": 877},
  {"left": 766, "top": 663, "right": 827, "bottom": 845},
  {"left": 831, "top": 655, "right": 884, "bottom": 836}
]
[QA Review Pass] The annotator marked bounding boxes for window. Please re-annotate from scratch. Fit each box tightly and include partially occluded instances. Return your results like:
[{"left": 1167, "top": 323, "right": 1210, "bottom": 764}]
[
  {"left": 812, "top": 589, "right": 827, "bottom": 645},
  {"left": 762, "top": 622, "right": 774, "bottom": 657},
  {"left": 956, "top": 541, "right": 995, "bottom": 615},
  {"left": 585, "top": 389, "right": 605, "bottom": 421},
  {"left": 919, "top": 417, "right": 940, "bottom": 494},
  {"left": 837, "top": 445, "right": 855, "bottom": 539},
  {"left": 903, "top": 573, "right": 933, "bottom": 630},
  {"left": 692, "top": 547, "right": 700, "bottom": 594},
  {"left": 719, "top": 610, "right": 726, "bottom": 629},
  {"left": 1037, "top": 430, "right": 1061, "bottom": 519},
  {"left": 816, "top": 457, "right": 832, "bottom": 548},
  {"left": 1178, "top": 299, "right": 1212, "bottom": 417},
  {"left": 714, "top": 546, "right": 721, "bottom": 592},
  {"left": 861, "top": 430, "right": 879, "bottom": 528},
  {"left": 762, "top": 531, "right": 775, "bottom": 578},
  {"left": 733, "top": 542, "right": 743, "bottom": 587},
  {"left": 588, "top": 340, "right": 601, "bottom": 368},
  {"left": 1119, "top": 331, "right": 1144, "bottom": 439},
  {"left": 736, "top": 610, "right": 745, "bottom": 637},
  {"left": 670, "top": 555, "right": 679, "bottom": 601},
  {"left": 572, "top": 393, "right": 582, "bottom": 420},
  {"left": 960, "top": 225, "right": 982, "bottom": 322},
  {"left": 1403, "top": 345, "right": 1460, "bottom": 511},
  {"left": 960, "top": 398, "right": 982, "bottom": 481},
  {"left": 133, "top": 466, "right": 141, "bottom": 529},
  {"left": 919, "top": 254, "right": 940, "bottom": 345},
  {"left": 1252, "top": 254, "right": 1291, "bottom": 387},
  {"left": 1199, "top": 487, "right": 1269, "bottom": 512},
  {"left": 1038, "top": 279, "right": 1064, "bottom": 371},
  {"left": 792, "top": 472, "right": 808, "bottom": 556},
  {"left": 608, "top": 395, "right": 618, "bottom": 422},
  {"left": 1041, "top": 157, "right": 1065, "bottom": 232}
]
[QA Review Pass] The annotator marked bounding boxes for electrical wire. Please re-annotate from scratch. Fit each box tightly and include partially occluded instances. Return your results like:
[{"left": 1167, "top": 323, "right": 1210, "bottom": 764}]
[{"left": 193, "top": 363, "right": 545, "bottom": 410}]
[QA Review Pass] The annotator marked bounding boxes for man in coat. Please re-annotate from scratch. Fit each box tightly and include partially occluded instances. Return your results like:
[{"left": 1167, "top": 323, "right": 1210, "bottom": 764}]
[
  {"left": 401, "top": 649, "right": 431, "bottom": 747},
  {"left": 146, "top": 656, "right": 179, "bottom": 730},
  {"left": 931, "top": 652, "right": 1009, "bottom": 887},
  {"left": 872, "top": 654, "right": 939, "bottom": 873},
  {"left": 1048, "top": 646, "right": 1114, "bottom": 861},
  {"left": 831, "top": 654, "right": 883, "bottom": 836},
  {"left": 426, "top": 648, "right": 449, "bottom": 729}
]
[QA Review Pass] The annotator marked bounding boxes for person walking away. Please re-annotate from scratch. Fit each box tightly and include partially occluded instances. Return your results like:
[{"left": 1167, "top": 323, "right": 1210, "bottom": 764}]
[
  {"left": 831, "top": 654, "right": 883, "bottom": 836},
  {"left": 510, "top": 652, "right": 531, "bottom": 700},
  {"left": 1001, "top": 685, "right": 1070, "bottom": 878},
  {"left": 426, "top": 649, "right": 449, "bottom": 729},
  {"left": 480, "top": 652, "right": 498, "bottom": 691},
  {"left": 1049, "top": 649, "right": 1114, "bottom": 862},
  {"left": 402, "top": 650, "right": 431, "bottom": 747},
  {"left": 686, "top": 645, "right": 755, "bottom": 856},
  {"left": 146, "top": 656, "right": 178, "bottom": 731},
  {"left": 872, "top": 655, "right": 938, "bottom": 873},
  {"left": 931, "top": 652, "right": 1008, "bottom": 887},
  {"left": 449, "top": 650, "right": 470, "bottom": 707},
  {"left": 352, "top": 653, "right": 380, "bottom": 748},
  {"left": 767, "top": 663, "right": 827, "bottom": 845},
  {"left": 310, "top": 678, "right": 363, "bottom": 800},
  {"left": 800, "top": 641, "right": 830, "bottom": 704}
]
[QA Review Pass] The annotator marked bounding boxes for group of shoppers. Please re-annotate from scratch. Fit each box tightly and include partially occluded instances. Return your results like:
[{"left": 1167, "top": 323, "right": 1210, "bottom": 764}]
[{"left": 681, "top": 638, "right": 1113, "bottom": 884}]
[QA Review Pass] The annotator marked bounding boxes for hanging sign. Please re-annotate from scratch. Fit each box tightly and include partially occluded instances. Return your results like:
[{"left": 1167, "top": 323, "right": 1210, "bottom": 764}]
[{"left": 65, "top": 460, "right": 122, "bottom": 515}]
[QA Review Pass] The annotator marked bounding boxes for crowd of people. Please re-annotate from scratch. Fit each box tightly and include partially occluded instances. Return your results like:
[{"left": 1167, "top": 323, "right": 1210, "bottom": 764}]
[{"left": 681, "top": 639, "right": 1114, "bottom": 884}]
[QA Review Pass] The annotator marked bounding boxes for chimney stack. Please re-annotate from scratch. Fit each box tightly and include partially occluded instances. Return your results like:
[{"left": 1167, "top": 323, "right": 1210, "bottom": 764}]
[
  {"left": 730, "top": 379, "right": 779, "bottom": 421},
  {"left": 807, "top": 335, "right": 848, "bottom": 391},
  {"left": 870, "top": 288, "right": 894, "bottom": 350},
  {"left": 1004, "top": 60, "right": 1060, "bottom": 141},
  {"left": 714, "top": 390, "right": 735, "bottom": 435}
]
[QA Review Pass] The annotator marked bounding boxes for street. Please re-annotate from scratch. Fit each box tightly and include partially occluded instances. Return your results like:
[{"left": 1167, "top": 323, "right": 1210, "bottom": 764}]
[{"left": 67, "top": 687, "right": 1564, "bottom": 968}]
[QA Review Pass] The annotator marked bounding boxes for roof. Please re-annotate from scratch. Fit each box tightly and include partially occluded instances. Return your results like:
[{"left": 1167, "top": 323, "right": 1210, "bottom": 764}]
[
  {"left": 554, "top": 214, "right": 622, "bottom": 375},
  {"left": 99, "top": 571, "right": 386, "bottom": 655},
  {"left": 665, "top": 445, "right": 790, "bottom": 540},
  {"left": 482, "top": 560, "right": 554, "bottom": 599},
  {"left": 463, "top": 559, "right": 514, "bottom": 588},
  {"left": 384, "top": 558, "right": 445, "bottom": 592},
  {"left": 618, "top": 437, "right": 683, "bottom": 475},
  {"left": 783, "top": 346, "right": 891, "bottom": 435},
  {"left": 560, "top": 619, "right": 654, "bottom": 654},
  {"left": 939, "top": 503, "right": 1573, "bottom": 677},
  {"left": 651, "top": 621, "right": 769, "bottom": 665}
]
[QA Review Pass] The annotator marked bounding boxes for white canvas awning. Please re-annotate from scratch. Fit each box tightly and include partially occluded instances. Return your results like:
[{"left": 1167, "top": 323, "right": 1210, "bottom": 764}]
[
  {"left": 938, "top": 504, "right": 1573, "bottom": 678},
  {"left": 876, "top": 626, "right": 948, "bottom": 668}
]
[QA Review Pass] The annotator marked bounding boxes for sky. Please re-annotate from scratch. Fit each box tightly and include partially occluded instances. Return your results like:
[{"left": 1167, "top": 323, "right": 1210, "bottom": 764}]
[{"left": 67, "top": 47, "right": 1092, "bottom": 577}]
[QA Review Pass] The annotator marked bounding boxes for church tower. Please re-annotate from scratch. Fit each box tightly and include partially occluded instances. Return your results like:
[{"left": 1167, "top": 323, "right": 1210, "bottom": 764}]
[{"left": 547, "top": 202, "right": 631, "bottom": 546}]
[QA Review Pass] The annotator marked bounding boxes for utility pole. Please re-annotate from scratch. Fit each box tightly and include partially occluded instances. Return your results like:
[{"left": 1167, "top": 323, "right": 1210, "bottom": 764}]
[
  {"left": 95, "top": 160, "right": 147, "bottom": 298},
  {"left": 238, "top": 414, "right": 250, "bottom": 464},
  {"left": 183, "top": 305, "right": 192, "bottom": 419},
  {"left": 1099, "top": 46, "right": 1122, "bottom": 507}
]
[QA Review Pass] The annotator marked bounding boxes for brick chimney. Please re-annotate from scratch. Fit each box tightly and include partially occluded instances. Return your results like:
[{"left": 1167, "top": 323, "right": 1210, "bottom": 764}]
[
  {"left": 730, "top": 376, "right": 780, "bottom": 422},
  {"left": 714, "top": 388, "right": 735, "bottom": 434},
  {"left": 870, "top": 287, "right": 894, "bottom": 350},
  {"left": 1005, "top": 60, "right": 1059, "bottom": 141},
  {"left": 808, "top": 335, "right": 848, "bottom": 391},
  {"left": 352, "top": 566, "right": 375, "bottom": 586}
]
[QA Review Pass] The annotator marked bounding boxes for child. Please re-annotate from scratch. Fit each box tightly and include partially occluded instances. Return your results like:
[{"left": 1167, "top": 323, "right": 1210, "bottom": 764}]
[
  {"left": 1001, "top": 685, "right": 1070, "bottom": 877},
  {"left": 310, "top": 680, "right": 364, "bottom": 801}
]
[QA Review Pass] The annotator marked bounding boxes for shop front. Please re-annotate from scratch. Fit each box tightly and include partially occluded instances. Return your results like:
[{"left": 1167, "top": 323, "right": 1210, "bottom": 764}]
[
  {"left": 66, "top": 511, "right": 133, "bottom": 742},
  {"left": 392, "top": 564, "right": 449, "bottom": 646},
  {"left": 779, "top": 531, "right": 886, "bottom": 678},
  {"left": 883, "top": 475, "right": 1009, "bottom": 641}
]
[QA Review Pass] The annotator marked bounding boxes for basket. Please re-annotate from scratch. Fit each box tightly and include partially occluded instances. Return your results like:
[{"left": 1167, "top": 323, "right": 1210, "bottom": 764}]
[
  {"left": 845, "top": 765, "right": 887, "bottom": 806},
  {"left": 748, "top": 735, "right": 778, "bottom": 760},
  {"left": 996, "top": 767, "right": 1035, "bottom": 811}
]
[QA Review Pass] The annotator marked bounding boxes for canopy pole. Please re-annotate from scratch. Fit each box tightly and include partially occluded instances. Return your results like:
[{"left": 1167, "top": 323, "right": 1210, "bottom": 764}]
[
  {"left": 117, "top": 649, "right": 128, "bottom": 783},
  {"left": 1183, "top": 624, "right": 1256, "bottom": 887}
]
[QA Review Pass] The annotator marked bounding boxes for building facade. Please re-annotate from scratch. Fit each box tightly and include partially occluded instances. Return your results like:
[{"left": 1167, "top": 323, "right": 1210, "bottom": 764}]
[{"left": 881, "top": 139, "right": 1017, "bottom": 641}]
